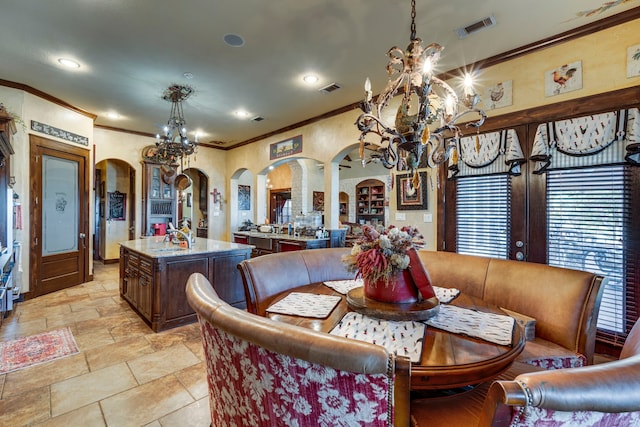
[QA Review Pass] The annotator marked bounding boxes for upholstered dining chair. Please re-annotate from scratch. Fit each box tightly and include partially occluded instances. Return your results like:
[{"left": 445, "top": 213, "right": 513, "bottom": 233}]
[
  {"left": 186, "top": 272, "right": 411, "bottom": 427},
  {"left": 411, "top": 317, "right": 640, "bottom": 426},
  {"left": 237, "top": 247, "right": 353, "bottom": 315}
]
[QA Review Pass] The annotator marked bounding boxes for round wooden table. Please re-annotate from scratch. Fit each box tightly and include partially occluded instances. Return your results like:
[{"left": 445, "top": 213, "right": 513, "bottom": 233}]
[{"left": 264, "top": 283, "right": 525, "bottom": 391}]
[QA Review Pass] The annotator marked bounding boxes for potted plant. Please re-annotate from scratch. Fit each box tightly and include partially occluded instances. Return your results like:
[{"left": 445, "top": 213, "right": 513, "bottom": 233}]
[{"left": 342, "top": 224, "right": 435, "bottom": 303}]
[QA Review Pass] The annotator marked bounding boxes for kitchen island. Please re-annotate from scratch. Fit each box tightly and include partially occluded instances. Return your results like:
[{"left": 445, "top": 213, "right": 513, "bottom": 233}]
[
  {"left": 232, "top": 231, "right": 331, "bottom": 257},
  {"left": 119, "top": 237, "right": 253, "bottom": 332}
]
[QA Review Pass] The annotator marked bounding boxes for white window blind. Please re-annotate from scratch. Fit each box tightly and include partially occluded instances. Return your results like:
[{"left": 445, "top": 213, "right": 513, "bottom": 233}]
[
  {"left": 456, "top": 175, "right": 510, "bottom": 259},
  {"left": 547, "top": 166, "right": 635, "bottom": 339}
]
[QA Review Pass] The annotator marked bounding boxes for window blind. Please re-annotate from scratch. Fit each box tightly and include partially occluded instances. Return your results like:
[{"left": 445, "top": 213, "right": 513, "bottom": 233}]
[
  {"left": 456, "top": 174, "right": 510, "bottom": 259},
  {"left": 547, "top": 166, "right": 637, "bottom": 344}
]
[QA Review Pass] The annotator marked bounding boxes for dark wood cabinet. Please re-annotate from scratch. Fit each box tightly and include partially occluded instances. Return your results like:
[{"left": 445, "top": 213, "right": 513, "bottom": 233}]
[
  {"left": 141, "top": 162, "right": 177, "bottom": 236},
  {"left": 120, "top": 242, "right": 251, "bottom": 332},
  {"left": 356, "top": 179, "right": 385, "bottom": 226}
]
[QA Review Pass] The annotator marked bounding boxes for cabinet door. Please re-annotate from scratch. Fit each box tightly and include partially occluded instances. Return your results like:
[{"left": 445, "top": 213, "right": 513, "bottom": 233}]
[
  {"left": 137, "top": 256, "right": 154, "bottom": 320},
  {"left": 123, "top": 253, "right": 139, "bottom": 305},
  {"left": 212, "top": 253, "right": 250, "bottom": 308}
]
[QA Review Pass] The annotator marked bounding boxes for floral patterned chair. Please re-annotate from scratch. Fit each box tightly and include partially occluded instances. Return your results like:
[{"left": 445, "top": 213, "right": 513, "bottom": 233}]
[
  {"left": 186, "top": 272, "right": 411, "bottom": 427},
  {"left": 411, "top": 317, "right": 640, "bottom": 427}
]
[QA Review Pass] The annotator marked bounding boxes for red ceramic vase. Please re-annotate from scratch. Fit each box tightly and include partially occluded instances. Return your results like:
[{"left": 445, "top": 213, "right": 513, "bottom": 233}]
[{"left": 363, "top": 269, "right": 419, "bottom": 304}]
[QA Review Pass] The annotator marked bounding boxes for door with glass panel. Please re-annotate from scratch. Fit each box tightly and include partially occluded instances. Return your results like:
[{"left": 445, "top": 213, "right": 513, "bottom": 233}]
[
  {"left": 30, "top": 135, "right": 89, "bottom": 297},
  {"left": 440, "top": 94, "right": 640, "bottom": 352}
]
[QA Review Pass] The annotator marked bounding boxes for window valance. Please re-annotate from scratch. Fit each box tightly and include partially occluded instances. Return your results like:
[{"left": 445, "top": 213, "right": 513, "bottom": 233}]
[
  {"left": 448, "top": 129, "right": 525, "bottom": 179},
  {"left": 530, "top": 107, "right": 639, "bottom": 174}
]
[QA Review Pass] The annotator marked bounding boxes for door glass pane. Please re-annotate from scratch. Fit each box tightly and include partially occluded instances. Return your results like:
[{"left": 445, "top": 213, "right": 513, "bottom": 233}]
[
  {"left": 547, "top": 166, "right": 629, "bottom": 333},
  {"left": 456, "top": 174, "right": 510, "bottom": 258},
  {"left": 42, "top": 155, "right": 78, "bottom": 255}
]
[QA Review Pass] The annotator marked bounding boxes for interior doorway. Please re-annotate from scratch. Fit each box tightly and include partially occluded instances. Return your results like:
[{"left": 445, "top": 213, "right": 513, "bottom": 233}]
[{"left": 269, "top": 188, "right": 291, "bottom": 225}]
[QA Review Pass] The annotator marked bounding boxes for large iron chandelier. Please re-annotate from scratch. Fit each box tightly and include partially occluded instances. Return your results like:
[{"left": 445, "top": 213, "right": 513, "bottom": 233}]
[
  {"left": 155, "top": 84, "right": 198, "bottom": 164},
  {"left": 356, "top": 0, "right": 486, "bottom": 186}
]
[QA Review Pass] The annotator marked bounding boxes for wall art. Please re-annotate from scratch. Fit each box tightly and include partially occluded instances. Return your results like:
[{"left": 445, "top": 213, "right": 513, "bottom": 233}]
[
  {"left": 545, "top": 61, "right": 582, "bottom": 97},
  {"left": 627, "top": 43, "right": 640, "bottom": 78},
  {"left": 483, "top": 80, "right": 513, "bottom": 110}
]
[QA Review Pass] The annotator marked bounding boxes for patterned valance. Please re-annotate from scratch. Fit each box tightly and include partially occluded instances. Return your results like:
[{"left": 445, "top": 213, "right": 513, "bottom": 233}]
[
  {"left": 448, "top": 129, "right": 525, "bottom": 179},
  {"left": 531, "top": 108, "right": 639, "bottom": 174}
]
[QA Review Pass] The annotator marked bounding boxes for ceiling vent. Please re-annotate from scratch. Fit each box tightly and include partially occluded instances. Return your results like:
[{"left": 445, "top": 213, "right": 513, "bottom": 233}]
[
  {"left": 319, "top": 82, "right": 341, "bottom": 94},
  {"left": 252, "top": 116, "right": 265, "bottom": 122},
  {"left": 456, "top": 15, "right": 496, "bottom": 39}
]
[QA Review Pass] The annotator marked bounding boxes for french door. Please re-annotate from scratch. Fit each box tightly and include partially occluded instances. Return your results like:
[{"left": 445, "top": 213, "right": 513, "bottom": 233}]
[{"left": 439, "top": 87, "right": 640, "bottom": 353}]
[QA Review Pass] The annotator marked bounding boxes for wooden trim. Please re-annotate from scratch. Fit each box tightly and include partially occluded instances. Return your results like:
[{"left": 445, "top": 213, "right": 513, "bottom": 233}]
[
  {"left": 441, "top": 6, "right": 640, "bottom": 79},
  {"left": 0, "top": 79, "right": 97, "bottom": 120}
]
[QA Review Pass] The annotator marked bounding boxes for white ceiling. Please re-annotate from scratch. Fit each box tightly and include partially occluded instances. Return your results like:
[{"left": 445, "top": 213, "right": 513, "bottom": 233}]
[{"left": 0, "top": 0, "right": 638, "bottom": 149}]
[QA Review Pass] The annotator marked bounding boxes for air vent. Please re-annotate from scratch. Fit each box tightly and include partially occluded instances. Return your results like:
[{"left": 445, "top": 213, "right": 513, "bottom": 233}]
[
  {"left": 456, "top": 15, "right": 496, "bottom": 39},
  {"left": 319, "top": 82, "right": 341, "bottom": 94},
  {"left": 252, "top": 116, "right": 265, "bottom": 122}
]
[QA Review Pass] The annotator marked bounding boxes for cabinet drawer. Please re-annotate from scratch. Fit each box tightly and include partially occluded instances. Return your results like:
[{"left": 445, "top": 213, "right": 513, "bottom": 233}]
[{"left": 139, "top": 257, "right": 153, "bottom": 274}]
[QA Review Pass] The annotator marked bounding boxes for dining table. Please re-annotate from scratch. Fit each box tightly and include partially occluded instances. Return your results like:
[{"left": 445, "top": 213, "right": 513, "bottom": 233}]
[{"left": 263, "top": 280, "right": 526, "bottom": 392}]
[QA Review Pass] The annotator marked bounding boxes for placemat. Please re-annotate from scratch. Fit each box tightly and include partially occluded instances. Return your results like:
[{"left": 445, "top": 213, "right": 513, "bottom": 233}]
[
  {"left": 323, "top": 278, "right": 363, "bottom": 294},
  {"left": 424, "top": 305, "right": 515, "bottom": 346},
  {"left": 435, "top": 287, "right": 460, "bottom": 303},
  {"left": 330, "top": 312, "right": 426, "bottom": 362},
  {"left": 266, "top": 292, "right": 342, "bottom": 318},
  {"left": 324, "top": 278, "right": 460, "bottom": 304}
]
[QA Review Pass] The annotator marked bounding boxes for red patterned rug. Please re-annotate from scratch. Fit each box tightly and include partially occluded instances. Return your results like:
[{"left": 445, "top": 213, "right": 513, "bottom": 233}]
[{"left": 0, "top": 327, "right": 80, "bottom": 374}]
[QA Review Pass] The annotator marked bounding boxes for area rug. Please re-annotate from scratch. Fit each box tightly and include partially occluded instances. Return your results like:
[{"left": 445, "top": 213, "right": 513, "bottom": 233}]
[{"left": 0, "top": 327, "right": 79, "bottom": 374}]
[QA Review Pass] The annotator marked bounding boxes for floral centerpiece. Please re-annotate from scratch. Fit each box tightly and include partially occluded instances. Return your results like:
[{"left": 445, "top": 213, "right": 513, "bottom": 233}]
[{"left": 342, "top": 224, "right": 426, "bottom": 303}]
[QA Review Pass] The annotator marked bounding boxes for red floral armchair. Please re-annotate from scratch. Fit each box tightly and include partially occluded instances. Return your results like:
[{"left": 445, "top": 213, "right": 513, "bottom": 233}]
[{"left": 186, "top": 272, "right": 411, "bottom": 427}]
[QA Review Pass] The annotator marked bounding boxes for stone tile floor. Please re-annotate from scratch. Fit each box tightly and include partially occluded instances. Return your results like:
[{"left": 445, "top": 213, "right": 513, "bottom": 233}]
[{"left": 0, "top": 262, "right": 210, "bottom": 427}]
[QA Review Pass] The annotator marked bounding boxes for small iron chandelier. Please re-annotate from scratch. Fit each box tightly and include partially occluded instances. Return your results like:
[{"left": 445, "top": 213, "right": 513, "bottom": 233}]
[
  {"left": 356, "top": 0, "right": 486, "bottom": 186},
  {"left": 155, "top": 84, "right": 198, "bottom": 165}
]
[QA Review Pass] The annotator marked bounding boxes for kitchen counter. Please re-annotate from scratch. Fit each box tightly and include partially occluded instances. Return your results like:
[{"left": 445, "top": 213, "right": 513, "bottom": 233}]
[
  {"left": 232, "top": 231, "right": 330, "bottom": 256},
  {"left": 120, "top": 236, "right": 251, "bottom": 258},
  {"left": 119, "top": 237, "right": 253, "bottom": 331}
]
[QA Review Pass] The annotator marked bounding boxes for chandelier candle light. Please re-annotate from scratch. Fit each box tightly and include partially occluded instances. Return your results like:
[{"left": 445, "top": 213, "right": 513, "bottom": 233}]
[
  {"left": 155, "top": 84, "right": 198, "bottom": 165},
  {"left": 356, "top": 0, "right": 487, "bottom": 187}
]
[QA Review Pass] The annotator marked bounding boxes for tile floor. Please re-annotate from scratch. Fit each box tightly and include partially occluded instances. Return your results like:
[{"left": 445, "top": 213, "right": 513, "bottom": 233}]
[{"left": 0, "top": 262, "right": 210, "bottom": 427}]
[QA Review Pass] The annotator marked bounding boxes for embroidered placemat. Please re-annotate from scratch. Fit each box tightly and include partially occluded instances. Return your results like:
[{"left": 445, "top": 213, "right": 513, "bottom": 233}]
[
  {"left": 323, "top": 278, "right": 363, "bottom": 294},
  {"left": 424, "top": 305, "right": 515, "bottom": 346},
  {"left": 330, "top": 312, "right": 426, "bottom": 362},
  {"left": 266, "top": 292, "right": 342, "bottom": 318},
  {"left": 435, "top": 287, "right": 460, "bottom": 303},
  {"left": 324, "top": 278, "right": 460, "bottom": 304}
]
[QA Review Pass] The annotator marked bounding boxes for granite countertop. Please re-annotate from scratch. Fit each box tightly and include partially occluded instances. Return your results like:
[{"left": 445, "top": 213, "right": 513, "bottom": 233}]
[
  {"left": 233, "top": 231, "right": 329, "bottom": 242},
  {"left": 120, "top": 237, "right": 254, "bottom": 258}
]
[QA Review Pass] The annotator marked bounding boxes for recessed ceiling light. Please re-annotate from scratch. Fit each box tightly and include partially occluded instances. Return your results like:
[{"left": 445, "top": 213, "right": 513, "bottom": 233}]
[
  {"left": 106, "top": 111, "right": 120, "bottom": 119},
  {"left": 58, "top": 58, "right": 80, "bottom": 68},
  {"left": 183, "top": 72, "right": 194, "bottom": 79},
  {"left": 234, "top": 110, "right": 251, "bottom": 118},
  {"left": 223, "top": 33, "right": 245, "bottom": 47},
  {"left": 303, "top": 74, "right": 319, "bottom": 84}
]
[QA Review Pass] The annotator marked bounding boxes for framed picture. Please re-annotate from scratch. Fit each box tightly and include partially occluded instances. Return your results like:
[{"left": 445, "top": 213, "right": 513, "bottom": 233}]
[
  {"left": 483, "top": 80, "right": 513, "bottom": 110},
  {"left": 238, "top": 185, "right": 251, "bottom": 210},
  {"left": 107, "top": 191, "right": 126, "bottom": 220},
  {"left": 396, "top": 172, "right": 427, "bottom": 210},
  {"left": 545, "top": 60, "right": 582, "bottom": 97},
  {"left": 627, "top": 43, "right": 640, "bottom": 78},
  {"left": 312, "top": 191, "right": 324, "bottom": 211}
]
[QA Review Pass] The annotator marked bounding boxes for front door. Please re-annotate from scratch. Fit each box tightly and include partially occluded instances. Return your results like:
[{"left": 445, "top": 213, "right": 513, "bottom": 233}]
[{"left": 30, "top": 135, "right": 89, "bottom": 297}]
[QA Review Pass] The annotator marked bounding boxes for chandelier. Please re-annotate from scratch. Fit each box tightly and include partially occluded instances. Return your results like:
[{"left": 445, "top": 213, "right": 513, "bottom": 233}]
[
  {"left": 155, "top": 84, "right": 198, "bottom": 165},
  {"left": 356, "top": 0, "right": 486, "bottom": 186}
]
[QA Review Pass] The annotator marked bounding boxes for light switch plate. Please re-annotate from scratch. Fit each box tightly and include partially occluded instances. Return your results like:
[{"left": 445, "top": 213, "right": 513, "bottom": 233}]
[
  {"left": 395, "top": 212, "right": 406, "bottom": 221},
  {"left": 423, "top": 213, "right": 433, "bottom": 223}
]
